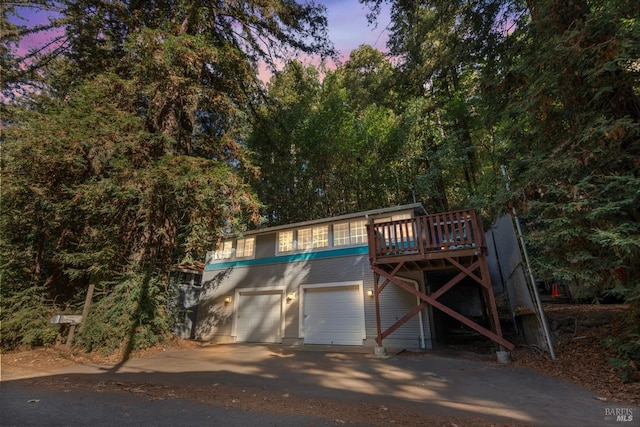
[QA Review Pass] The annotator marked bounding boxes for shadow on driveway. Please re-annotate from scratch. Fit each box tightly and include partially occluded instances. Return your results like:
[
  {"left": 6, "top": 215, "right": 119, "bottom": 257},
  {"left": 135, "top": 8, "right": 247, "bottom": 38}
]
[{"left": 2, "top": 344, "right": 638, "bottom": 427}]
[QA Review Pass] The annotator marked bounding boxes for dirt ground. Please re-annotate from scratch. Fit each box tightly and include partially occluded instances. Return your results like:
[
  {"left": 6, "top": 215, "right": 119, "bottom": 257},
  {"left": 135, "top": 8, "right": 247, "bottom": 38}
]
[
  {"left": 1, "top": 304, "right": 638, "bottom": 426},
  {"left": 510, "top": 304, "right": 639, "bottom": 405},
  {"left": 396, "top": 303, "right": 639, "bottom": 406}
]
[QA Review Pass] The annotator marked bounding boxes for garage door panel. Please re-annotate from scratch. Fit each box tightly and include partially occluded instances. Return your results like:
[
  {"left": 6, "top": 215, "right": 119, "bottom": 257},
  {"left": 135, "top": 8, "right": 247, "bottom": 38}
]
[
  {"left": 237, "top": 292, "right": 282, "bottom": 343},
  {"left": 303, "top": 285, "right": 364, "bottom": 345}
]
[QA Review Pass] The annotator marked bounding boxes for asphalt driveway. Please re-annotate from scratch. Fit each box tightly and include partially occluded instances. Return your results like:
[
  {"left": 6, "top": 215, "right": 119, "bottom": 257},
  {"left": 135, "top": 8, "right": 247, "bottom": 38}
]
[{"left": 2, "top": 344, "right": 638, "bottom": 426}]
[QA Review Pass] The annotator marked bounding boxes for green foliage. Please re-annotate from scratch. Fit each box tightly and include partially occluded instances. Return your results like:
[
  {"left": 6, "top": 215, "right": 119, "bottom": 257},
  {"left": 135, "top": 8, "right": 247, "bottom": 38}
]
[
  {"left": 79, "top": 271, "right": 170, "bottom": 353},
  {"left": 1, "top": 75, "right": 262, "bottom": 350},
  {"left": 0, "top": 285, "right": 58, "bottom": 349},
  {"left": 359, "top": 0, "right": 639, "bottom": 373},
  {"left": 500, "top": 0, "right": 640, "bottom": 302},
  {"left": 3, "top": 0, "right": 638, "bottom": 364},
  {"left": 1, "top": 0, "right": 330, "bottom": 351},
  {"left": 604, "top": 308, "right": 640, "bottom": 383},
  {"left": 249, "top": 56, "right": 406, "bottom": 224}
]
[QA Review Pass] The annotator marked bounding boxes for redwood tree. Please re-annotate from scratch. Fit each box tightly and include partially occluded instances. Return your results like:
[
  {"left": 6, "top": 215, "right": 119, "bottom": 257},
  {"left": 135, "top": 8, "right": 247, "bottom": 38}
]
[{"left": 1, "top": 1, "right": 333, "bottom": 351}]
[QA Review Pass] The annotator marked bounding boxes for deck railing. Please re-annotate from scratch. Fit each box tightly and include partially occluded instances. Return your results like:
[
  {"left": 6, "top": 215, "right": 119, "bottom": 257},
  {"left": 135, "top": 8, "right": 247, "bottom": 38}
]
[{"left": 366, "top": 209, "right": 486, "bottom": 262}]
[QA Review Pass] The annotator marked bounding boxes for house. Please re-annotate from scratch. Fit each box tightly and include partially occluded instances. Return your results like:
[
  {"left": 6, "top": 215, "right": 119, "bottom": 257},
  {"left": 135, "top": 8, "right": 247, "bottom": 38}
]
[{"left": 194, "top": 203, "right": 513, "bottom": 352}]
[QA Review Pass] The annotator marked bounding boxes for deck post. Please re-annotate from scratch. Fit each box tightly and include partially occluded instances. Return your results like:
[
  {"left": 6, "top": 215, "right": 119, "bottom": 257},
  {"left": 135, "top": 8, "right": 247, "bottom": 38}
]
[
  {"left": 478, "top": 251, "right": 505, "bottom": 348},
  {"left": 373, "top": 271, "right": 383, "bottom": 346}
]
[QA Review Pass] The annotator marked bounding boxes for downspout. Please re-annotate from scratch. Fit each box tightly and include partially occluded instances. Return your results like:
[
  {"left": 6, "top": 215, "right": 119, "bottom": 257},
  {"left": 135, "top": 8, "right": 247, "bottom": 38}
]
[{"left": 398, "top": 276, "right": 426, "bottom": 350}]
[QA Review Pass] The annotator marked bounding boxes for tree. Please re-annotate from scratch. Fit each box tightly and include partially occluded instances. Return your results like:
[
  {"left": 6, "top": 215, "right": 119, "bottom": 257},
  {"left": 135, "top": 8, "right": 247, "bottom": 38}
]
[
  {"left": 366, "top": 0, "right": 639, "bottom": 378},
  {"left": 361, "top": 0, "right": 515, "bottom": 213},
  {"left": 249, "top": 50, "right": 405, "bottom": 225},
  {"left": 499, "top": 0, "right": 640, "bottom": 297},
  {"left": 494, "top": 0, "right": 640, "bottom": 379},
  {"left": 338, "top": 44, "right": 398, "bottom": 111},
  {"left": 361, "top": 0, "right": 639, "bottom": 299},
  {"left": 1, "top": 1, "right": 334, "bottom": 351}
]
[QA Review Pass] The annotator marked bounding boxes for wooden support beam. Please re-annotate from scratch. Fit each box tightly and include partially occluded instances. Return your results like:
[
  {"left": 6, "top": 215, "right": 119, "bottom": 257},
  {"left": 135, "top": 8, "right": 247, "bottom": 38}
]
[
  {"left": 446, "top": 257, "right": 483, "bottom": 286},
  {"left": 65, "top": 325, "right": 76, "bottom": 349},
  {"left": 429, "top": 267, "right": 469, "bottom": 301},
  {"left": 373, "top": 272, "right": 383, "bottom": 346},
  {"left": 378, "top": 262, "right": 406, "bottom": 294},
  {"left": 478, "top": 253, "right": 504, "bottom": 344},
  {"left": 372, "top": 265, "right": 514, "bottom": 351},
  {"left": 379, "top": 301, "right": 429, "bottom": 342},
  {"left": 430, "top": 296, "right": 512, "bottom": 350},
  {"left": 366, "top": 209, "right": 511, "bottom": 350}
]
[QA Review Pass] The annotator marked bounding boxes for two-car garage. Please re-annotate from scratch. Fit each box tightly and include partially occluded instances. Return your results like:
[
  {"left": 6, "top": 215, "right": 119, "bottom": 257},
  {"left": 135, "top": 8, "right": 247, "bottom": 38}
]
[{"left": 233, "top": 283, "right": 365, "bottom": 346}]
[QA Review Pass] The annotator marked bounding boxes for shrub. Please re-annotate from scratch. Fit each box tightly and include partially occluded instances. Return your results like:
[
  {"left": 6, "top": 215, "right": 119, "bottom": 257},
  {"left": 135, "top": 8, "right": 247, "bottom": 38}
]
[
  {"left": 0, "top": 285, "right": 58, "bottom": 350},
  {"left": 79, "top": 272, "right": 171, "bottom": 353}
]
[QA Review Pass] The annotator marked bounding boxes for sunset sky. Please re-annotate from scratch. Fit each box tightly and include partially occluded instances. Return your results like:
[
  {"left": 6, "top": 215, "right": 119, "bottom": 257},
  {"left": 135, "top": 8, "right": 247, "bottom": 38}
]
[
  {"left": 322, "top": 0, "right": 391, "bottom": 57},
  {"left": 13, "top": 0, "right": 390, "bottom": 60}
]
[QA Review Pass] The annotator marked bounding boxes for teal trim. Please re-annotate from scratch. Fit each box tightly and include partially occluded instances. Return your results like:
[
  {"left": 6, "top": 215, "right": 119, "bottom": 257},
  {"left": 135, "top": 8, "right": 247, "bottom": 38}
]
[{"left": 205, "top": 245, "right": 369, "bottom": 271}]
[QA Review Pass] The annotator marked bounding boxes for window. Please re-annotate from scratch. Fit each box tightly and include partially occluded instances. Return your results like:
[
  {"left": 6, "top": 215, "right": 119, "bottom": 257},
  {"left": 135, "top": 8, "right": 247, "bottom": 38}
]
[
  {"left": 215, "top": 240, "right": 233, "bottom": 259},
  {"left": 312, "top": 226, "right": 328, "bottom": 248},
  {"left": 350, "top": 220, "right": 367, "bottom": 244},
  {"left": 298, "top": 228, "right": 313, "bottom": 251},
  {"left": 333, "top": 220, "right": 368, "bottom": 246},
  {"left": 278, "top": 227, "right": 328, "bottom": 253},
  {"left": 236, "top": 237, "right": 255, "bottom": 258},
  {"left": 393, "top": 213, "right": 411, "bottom": 221},
  {"left": 333, "top": 223, "right": 350, "bottom": 246},
  {"left": 374, "top": 213, "right": 414, "bottom": 241},
  {"left": 297, "top": 226, "right": 328, "bottom": 250},
  {"left": 278, "top": 230, "right": 293, "bottom": 253}
]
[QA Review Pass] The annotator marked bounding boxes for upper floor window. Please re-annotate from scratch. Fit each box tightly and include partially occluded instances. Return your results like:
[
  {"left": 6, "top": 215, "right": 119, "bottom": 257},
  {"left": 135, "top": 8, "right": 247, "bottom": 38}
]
[
  {"left": 312, "top": 226, "right": 328, "bottom": 248},
  {"left": 278, "top": 230, "right": 294, "bottom": 253},
  {"left": 215, "top": 240, "right": 233, "bottom": 259},
  {"left": 278, "top": 226, "right": 328, "bottom": 253},
  {"left": 236, "top": 237, "right": 255, "bottom": 258},
  {"left": 333, "top": 223, "right": 350, "bottom": 246},
  {"left": 297, "top": 226, "right": 329, "bottom": 250},
  {"left": 297, "top": 228, "right": 313, "bottom": 251},
  {"left": 350, "top": 220, "right": 367, "bottom": 244},
  {"left": 333, "top": 220, "right": 368, "bottom": 246}
]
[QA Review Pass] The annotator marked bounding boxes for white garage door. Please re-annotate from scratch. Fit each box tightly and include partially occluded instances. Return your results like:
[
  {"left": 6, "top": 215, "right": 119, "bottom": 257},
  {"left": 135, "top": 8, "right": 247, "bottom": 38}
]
[
  {"left": 303, "top": 285, "right": 364, "bottom": 345},
  {"left": 236, "top": 292, "right": 282, "bottom": 343}
]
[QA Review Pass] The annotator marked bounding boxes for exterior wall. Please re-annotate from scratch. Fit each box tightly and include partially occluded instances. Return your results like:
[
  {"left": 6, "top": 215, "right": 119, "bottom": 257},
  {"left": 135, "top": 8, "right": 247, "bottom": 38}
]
[
  {"left": 195, "top": 204, "right": 432, "bottom": 350},
  {"left": 369, "top": 271, "right": 432, "bottom": 350},
  {"left": 255, "top": 232, "right": 276, "bottom": 259},
  {"left": 196, "top": 248, "right": 432, "bottom": 350}
]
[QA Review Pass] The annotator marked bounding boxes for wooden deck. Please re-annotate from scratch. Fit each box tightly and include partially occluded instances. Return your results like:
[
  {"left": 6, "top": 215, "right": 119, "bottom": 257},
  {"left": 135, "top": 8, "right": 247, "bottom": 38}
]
[
  {"left": 366, "top": 209, "right": 514, "bottom": 351},
  {"left": 367, "top": 209, "right": 486, "bottom": 267}
]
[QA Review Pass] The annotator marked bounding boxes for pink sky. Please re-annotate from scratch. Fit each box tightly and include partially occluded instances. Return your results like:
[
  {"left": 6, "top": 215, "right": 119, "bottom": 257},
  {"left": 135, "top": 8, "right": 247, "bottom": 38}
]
[
  {"left": 323, "top": 0, "right": 390, "bottom": 58},
  {"left": 260, "top": 0, "right": 391, "bottom": 80},
  {"left": 11, "top": 1, "right": 390, "bottom": 79}
]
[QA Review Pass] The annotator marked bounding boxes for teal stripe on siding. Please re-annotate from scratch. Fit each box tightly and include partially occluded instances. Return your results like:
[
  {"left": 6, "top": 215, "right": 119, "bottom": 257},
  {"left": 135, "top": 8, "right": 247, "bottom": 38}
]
[{"left": 204, "top": 245, "right": 369, "bottom": 271}]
